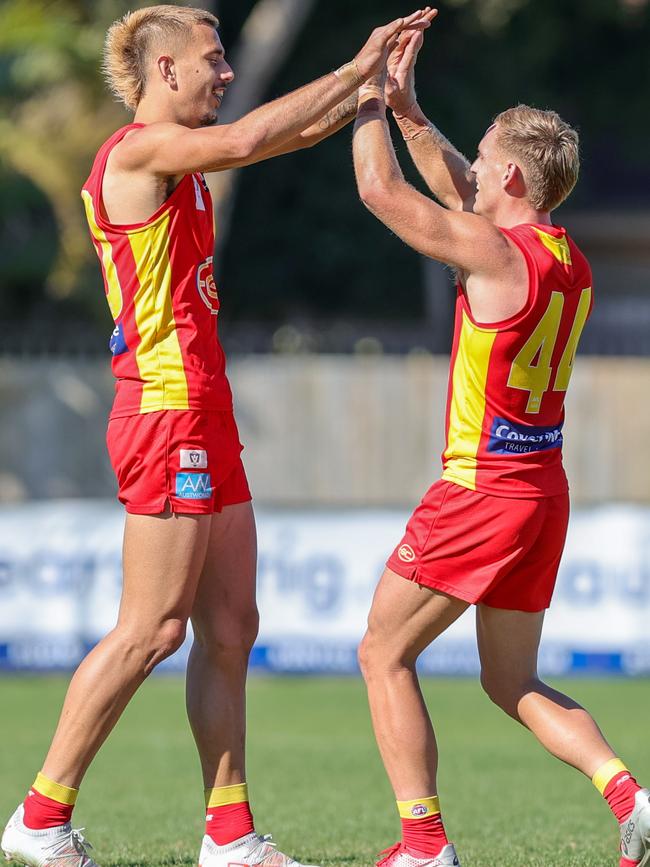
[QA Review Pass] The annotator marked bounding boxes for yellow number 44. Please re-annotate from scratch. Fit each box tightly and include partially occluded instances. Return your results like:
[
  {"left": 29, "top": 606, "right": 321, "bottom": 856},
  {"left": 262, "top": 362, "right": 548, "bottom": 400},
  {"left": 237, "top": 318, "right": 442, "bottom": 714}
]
[{"left": 507, "top": 287, "right": 592, "bottom": 414}]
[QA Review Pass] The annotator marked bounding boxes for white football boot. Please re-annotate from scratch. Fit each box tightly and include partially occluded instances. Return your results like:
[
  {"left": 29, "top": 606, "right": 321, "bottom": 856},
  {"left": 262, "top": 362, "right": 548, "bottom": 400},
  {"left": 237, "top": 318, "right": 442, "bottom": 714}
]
[
  {"left": 1, "top": 805, "right": 98, "bottom": 867},
  {"left": 620, "top": 788, "right": 650, "bottom": 865},
  {"left": 376, "top": 842, "right": 460, "bottom": 867},
  {"left": 198, "top": 832, "right": 319, "bottom": 867}
]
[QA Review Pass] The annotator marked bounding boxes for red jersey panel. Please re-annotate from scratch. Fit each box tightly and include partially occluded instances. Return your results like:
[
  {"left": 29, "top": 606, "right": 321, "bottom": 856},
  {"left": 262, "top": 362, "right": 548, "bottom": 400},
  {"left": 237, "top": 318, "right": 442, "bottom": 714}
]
[
  {"left": 81, "top": 123, "right": 233, "bottom": 418},
  {"left": 442, "top": 223, "right": 593, "bottom": 498}
]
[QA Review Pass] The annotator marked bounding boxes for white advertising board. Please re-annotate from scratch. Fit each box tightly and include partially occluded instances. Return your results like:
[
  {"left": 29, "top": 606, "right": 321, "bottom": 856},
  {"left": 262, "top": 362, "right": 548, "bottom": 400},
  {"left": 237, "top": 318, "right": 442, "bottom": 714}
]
[{"left": 0, "top": 501, "right": 648, "bottom": 675}]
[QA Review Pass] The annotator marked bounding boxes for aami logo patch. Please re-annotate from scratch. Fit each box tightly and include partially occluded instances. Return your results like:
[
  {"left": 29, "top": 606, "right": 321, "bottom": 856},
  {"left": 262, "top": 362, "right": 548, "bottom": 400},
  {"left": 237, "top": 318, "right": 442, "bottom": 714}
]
[
  {"left": 196, "top": 256, "right": 219, "bottom": 315},
  {"left": 175, "top": 472, "right": 212, "bottom": 500},
  {"left": 487, "top": 417, "right": 563, "bottom": 455}
]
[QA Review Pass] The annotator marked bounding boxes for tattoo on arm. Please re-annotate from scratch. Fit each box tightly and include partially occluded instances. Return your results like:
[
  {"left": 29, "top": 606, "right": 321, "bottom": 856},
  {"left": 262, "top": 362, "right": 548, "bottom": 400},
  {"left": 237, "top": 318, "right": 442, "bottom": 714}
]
[{"left": 318, "top": 93, "right": 359, "bottom": 131}]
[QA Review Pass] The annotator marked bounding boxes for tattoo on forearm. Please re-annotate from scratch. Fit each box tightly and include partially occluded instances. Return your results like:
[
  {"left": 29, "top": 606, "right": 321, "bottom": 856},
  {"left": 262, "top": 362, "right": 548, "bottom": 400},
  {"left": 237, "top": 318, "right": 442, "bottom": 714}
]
[{"left": 318, "top": 93, "right": 359, "bottom": 131}]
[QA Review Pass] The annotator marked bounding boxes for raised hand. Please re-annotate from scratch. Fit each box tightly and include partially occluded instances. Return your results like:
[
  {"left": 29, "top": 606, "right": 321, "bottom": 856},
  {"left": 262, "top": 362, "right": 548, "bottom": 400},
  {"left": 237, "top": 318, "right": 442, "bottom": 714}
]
[
  {"left": 353, "top": 9, "right": 434, "bottom": 80},
  {"left": 385, "top": 8, "right": 437, "bottom": 114}
]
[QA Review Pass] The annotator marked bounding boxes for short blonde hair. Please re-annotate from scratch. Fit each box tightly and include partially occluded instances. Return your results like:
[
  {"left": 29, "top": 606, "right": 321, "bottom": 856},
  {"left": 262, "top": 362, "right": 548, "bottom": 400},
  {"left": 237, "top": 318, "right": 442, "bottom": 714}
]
[
  {"left": 494, "top": 104, "right": 580, "bottom": 212},
  {"left": 103, "top": 5, "right": 219, "bottom": 111}
]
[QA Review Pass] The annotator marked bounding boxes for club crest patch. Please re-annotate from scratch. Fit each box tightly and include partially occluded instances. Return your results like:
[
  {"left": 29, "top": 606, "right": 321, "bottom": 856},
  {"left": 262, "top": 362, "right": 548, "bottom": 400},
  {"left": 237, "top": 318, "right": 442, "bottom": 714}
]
[{"left": 180, "top": 448, "right": 208, "bottom": 469}]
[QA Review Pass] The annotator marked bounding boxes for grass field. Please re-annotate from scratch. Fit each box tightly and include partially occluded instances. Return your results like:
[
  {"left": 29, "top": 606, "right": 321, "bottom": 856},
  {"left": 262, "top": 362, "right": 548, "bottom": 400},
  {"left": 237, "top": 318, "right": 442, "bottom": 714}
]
[{"left": 1, "top": 676, "right": 648, "bottom": 866}]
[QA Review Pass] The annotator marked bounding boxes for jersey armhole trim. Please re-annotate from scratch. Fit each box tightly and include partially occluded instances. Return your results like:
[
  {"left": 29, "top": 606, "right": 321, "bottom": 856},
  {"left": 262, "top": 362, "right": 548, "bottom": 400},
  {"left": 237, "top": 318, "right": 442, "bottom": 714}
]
[
  {"left": 457, "top": 225, "right": 539, "bottom": 332},
  {"left": 88, "top": 124, "right": 193, "bottom": 236}
]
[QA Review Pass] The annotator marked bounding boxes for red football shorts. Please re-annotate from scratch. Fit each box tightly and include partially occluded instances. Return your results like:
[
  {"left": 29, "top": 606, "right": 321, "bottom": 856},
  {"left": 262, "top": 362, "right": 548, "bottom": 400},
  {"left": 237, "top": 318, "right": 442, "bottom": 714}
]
[
  {"left": 387, "top": 479, "right": 569, "bottom": 612},
  {"left": 106, "top": 410, "right": 251, "bottom": 515}
]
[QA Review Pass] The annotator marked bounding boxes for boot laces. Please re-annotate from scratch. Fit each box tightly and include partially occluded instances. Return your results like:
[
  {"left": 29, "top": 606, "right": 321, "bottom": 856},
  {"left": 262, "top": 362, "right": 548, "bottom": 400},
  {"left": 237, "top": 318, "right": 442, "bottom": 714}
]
[
  {"left": 377, "top": 842, "right": 404, "bottom": 867},
  {"left": 43, "top": 828, "right": 95, "bottom": 866}
]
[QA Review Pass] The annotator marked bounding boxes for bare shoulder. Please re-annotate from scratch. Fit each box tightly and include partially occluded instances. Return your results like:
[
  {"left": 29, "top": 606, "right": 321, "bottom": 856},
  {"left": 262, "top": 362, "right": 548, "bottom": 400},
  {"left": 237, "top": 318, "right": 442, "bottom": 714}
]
[
  {"left": 463, "top": 229, "right": 530, "bottom": 323},
  {"left": 103, "top": 124, "right": 187, "bottom": 224},
  {"left": 109, "top": 123, "right": 188, "bottom": 173},
  {"left": 107, "top": 120, "right": 248, "bottom": 176}
]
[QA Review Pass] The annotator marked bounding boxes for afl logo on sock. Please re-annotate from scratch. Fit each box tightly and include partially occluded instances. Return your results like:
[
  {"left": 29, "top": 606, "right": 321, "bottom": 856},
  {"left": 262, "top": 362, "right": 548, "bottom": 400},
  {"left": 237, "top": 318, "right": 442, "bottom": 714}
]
[
  {"left": 196, "top": 256, "right": 220, "bottom": 315},
  {"left": 411, "top": 804, "right": 428, "bottom": 817},
  {"left": 398, "top": 544, "right": 415, "bottom": 563}
]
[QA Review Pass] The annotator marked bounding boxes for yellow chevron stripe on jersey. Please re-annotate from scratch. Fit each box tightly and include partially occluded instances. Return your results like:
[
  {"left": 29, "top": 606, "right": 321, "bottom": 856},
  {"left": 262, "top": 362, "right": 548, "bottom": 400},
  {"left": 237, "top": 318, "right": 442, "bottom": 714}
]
[
  {"left": 128, "top": 214, "right": 189, "bottom": 412},
  {"left": 534, "top": 228, "right": 572, "bottom": 266},
  {"left": 443, "top": 311, "right": 497, "bottom": 491},
  {"left": 81, "top": 190, "right": 124, "bottom": 320}
]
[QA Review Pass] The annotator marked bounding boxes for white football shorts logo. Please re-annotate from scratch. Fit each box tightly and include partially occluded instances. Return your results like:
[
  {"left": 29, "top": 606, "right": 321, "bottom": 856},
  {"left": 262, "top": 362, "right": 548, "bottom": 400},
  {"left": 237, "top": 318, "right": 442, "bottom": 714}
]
[
  {"left": 180, "top": 448, "right": 208, "bottom": 469},
  {"left": 398, "top": 544, "right": 416, "bottom": 563}
]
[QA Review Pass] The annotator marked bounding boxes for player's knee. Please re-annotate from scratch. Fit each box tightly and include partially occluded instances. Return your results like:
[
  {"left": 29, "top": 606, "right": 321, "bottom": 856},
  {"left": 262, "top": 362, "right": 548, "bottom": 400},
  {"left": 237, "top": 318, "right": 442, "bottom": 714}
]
[
  {"left": 480, "top": 670, "right": 506, "bottom": 708},
  {"left": 117, "top": 617, "right": 188, "bottom": 674},
  {"left": 357, "top": 631, "right": 373, "bottom": 679},
  {"left": 155, "top": 618, "right": 188, "bottom": 658},
  {"left": 480, "top": 669, "right": 527, "bottom": 717},
  {"left": 145, "top": 618, "right": 188, "bottom": 671},
  {"left": 194, "top": 606, "right": 259, "bottom": 659},
  {"left": 358, "top": 629, "right": 413, "bottom": 679}
]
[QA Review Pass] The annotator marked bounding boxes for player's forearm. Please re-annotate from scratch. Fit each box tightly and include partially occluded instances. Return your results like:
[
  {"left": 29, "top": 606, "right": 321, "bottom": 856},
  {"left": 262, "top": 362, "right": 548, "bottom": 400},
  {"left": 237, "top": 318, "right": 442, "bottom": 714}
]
[
  {"left": 258, "top": 93, "right": 359, "bottom": 160},
  {"left": 232, "top": 65, "right": 363, "bottom": 165},
  {"left": 353, "top": 98, "right": 405, "bottom": 214},
  {"left": 304, "top": 92, "right": 360, "bottom": 145},
  {"left": 393, "top": 103, "right": 475, "bottom": 210}
]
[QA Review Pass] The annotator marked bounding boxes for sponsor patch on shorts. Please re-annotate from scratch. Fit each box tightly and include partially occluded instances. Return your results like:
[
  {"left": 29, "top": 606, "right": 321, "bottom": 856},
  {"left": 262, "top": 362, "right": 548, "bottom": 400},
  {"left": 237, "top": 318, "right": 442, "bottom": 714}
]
[
  {"left": 175, "top": 472, "right": 212, "bottom": 500},
  {"left": 180, "top": 448, "right": 208, "bottom": 469},
  {"left": 487, "top": 417, "right": 563, "bottom": 455}
]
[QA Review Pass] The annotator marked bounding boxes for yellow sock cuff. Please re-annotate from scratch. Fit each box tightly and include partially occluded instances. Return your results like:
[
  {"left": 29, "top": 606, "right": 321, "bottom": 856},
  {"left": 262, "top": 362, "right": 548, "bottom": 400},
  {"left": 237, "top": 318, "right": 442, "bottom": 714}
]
[
  {"left": 32, "top": 773, "right": 78, "bottom": 806},
  {"left": 592, "top": 759, "right": 628, "bottom": 795},
  {"left": 205, "top": 783, "right": 249, "bottom": 810},
  {"left": 397, "top": 795, "right": 440, "bottom": 820}
]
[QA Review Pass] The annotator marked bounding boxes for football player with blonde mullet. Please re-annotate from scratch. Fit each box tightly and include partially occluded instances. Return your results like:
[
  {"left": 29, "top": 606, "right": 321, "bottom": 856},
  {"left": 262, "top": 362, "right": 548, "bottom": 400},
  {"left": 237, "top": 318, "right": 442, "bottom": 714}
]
[
  {"left": 353, "top": 10, "right": 650, "bottom": 867},
  {"left": 1, "top": 6, "right": 433, "bottom": 867}
]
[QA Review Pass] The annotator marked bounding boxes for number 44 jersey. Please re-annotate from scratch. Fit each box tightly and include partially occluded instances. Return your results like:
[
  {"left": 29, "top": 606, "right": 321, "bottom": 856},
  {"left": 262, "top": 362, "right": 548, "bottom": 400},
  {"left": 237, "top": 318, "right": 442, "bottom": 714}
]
[{"left": 442, "top": 223, "right": 593, "bottom": 498}]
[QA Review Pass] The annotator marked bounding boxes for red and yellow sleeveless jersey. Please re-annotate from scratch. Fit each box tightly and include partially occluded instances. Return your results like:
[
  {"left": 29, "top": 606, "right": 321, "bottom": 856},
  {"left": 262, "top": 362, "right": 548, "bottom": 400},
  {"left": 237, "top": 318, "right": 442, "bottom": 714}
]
[
  {"left": 442, "top": 223, "right": 593, "bottom": 498},
  {"left": 81, "top": 123, "right": 232, "bottom": 419}
]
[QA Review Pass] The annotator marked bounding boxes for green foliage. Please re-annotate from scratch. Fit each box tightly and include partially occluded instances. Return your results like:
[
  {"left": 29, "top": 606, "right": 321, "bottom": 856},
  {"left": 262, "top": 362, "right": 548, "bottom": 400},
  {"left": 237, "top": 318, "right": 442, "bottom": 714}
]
[{"left": 0, "top": 0, "right": 648, "bottom": 328}]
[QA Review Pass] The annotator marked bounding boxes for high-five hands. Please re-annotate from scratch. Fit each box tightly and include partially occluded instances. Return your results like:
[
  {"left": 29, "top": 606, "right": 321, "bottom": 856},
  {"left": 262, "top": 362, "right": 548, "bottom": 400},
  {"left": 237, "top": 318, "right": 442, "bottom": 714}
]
[
  {"left": 385, "top": 7, "right": 438, "bottom": 114},
  {"left": 353, "top": 9, "right": 436, "bottom": 80}
]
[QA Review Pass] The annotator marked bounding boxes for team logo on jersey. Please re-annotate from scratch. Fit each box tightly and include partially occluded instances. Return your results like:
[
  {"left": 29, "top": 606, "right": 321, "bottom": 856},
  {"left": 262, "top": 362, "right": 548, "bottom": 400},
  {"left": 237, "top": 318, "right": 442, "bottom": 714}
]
[
  {"left": 196, "top": 256, "right": 220, "bottom": 315},
  {"left": 175, "top": 472, "right": 212, "bottom": 500},
  {"left": 398, "top": 544, "right": 416, "bottom": 563},
  {"left": 180, "top": 448, "right": 208, "bottom": 469},
  {"left": 487, "top": 417, "right": 563, "bottom": 455},
  {"left": 109, "top": 322, "right": 128, "bottom": 356}
]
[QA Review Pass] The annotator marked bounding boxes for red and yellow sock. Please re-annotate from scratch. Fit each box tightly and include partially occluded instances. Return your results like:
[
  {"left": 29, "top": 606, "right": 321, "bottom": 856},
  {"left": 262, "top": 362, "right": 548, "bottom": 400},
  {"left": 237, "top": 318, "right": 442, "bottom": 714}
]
[
  {"left": 205, "top": 783, "right": 254, "bottom": 845},
  {"left": 592, "top": 758, "right": 641, "bottom": 824},
  {"left": 22, "top": 773, "right": 78, "bottom": 830},
  {"left": 397, "top": 795, "right": 449, "bottom": 857}
]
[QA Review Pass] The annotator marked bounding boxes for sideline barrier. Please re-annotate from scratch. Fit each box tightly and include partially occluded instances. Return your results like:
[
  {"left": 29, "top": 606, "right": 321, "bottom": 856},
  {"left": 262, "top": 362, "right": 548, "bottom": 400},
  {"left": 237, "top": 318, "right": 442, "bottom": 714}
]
[{"left": 0, "top": 501, "right": 648, "bottom": 675}]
